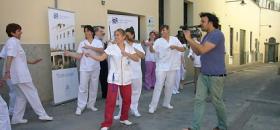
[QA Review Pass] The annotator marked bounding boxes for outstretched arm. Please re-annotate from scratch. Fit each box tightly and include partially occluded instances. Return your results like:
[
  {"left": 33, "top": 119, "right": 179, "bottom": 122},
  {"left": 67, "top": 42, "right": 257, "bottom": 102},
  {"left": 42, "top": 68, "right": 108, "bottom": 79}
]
[
  {"left": 64, "top": 51, "right": 83, "bottom": 60},
  {"left": 85, "top": 52, "right": 108, "bottom": 61}
]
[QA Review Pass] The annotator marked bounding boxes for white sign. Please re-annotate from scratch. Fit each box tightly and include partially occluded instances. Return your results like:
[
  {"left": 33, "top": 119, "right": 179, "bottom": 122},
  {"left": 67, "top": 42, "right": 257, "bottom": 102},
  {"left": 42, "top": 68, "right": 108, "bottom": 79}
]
[
  {"left": 107, "top": 14, "right": 139, "bottom": 40},
  {"left": 146, "top": 16, "right": 156, "bottom": 36},
  {"left": 48, "top": 8, "right": 79, "bottom": 105}
]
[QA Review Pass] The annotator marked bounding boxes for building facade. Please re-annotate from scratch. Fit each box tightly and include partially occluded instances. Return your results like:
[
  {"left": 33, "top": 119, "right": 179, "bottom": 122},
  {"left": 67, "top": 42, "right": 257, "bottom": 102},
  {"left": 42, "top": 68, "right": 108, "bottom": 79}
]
[
  {"left": 0, "top": 0, "right": 279, "bottom": 102},
  {"left": 0, "top": 0, "right": 159, "bottom": 102}
]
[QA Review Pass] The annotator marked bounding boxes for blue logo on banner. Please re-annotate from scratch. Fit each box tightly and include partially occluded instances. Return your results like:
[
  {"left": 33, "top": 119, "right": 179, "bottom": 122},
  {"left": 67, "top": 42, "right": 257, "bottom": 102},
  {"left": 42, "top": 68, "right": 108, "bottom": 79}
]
[
  {"left": 112, "top": 17, "right": 118, "bottom": 24},
  {"left": 54, "top": 13, "right": 59, "bottom": 19}
]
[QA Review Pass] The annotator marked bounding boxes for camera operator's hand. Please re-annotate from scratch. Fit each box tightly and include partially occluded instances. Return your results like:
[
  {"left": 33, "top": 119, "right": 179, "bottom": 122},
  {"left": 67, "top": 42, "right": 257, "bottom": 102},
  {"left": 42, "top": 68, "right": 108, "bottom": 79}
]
[{"left": 183, "top": 30, "right": 192, "bottom": 41}]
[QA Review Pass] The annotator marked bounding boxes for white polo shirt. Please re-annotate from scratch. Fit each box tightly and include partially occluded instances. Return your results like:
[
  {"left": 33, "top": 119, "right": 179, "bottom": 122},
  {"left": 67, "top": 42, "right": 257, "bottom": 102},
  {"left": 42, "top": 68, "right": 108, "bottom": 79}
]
[
  {"left": 104, "top": 42, "right": 136, "bottom": 85},
  {"left": 144, "top": 40, "right": 156, "bottom": 62},
  {"left": 4, "top": 37, "right": 32, "bottom": 84},
  {"left": 130, "top": 42, "right": 145, "bottom": 79},
  {"left": 77, "top": 38, "right": 103, "bottom": 71},
  {"left": 153, "top": 36, "right": 183, "bottom": 71}
]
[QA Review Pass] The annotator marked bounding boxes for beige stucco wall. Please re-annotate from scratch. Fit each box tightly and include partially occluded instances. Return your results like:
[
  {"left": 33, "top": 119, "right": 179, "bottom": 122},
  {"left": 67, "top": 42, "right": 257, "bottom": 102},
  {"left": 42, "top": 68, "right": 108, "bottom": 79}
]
[
  {"left": 0, "top": 0, "right": 159, "bottom": 44},
  {"left": 0, "top": 0, "right": 158, "bottom": 102},
  {"left": 164, "top": 0, "right": 184, "bottom": 36},
  {"left": 0, "top": 0, "right": 54, "bottom": 44},
  {"left": 260, "top": 8, "right": 280, "bottom": 62}
]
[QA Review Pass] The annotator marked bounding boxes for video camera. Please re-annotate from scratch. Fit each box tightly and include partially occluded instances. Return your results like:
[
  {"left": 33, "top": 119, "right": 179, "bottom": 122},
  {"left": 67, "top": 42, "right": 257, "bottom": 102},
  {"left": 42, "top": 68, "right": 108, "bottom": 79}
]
[{"left": 177, "top": 25, "right": 202, "bottom": 44}]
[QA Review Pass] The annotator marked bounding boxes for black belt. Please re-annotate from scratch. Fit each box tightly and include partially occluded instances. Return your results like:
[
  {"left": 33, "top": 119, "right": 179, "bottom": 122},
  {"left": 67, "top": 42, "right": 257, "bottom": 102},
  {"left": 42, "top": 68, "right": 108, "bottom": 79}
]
[{"left": 204, "top": 74, "right": 227, "bottom": 77}]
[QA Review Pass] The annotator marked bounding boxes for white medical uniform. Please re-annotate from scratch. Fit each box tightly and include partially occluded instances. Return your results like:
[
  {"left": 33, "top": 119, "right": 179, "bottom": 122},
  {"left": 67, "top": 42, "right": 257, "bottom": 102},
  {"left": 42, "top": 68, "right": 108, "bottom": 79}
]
[
  {"left": 116, "top": 42, "right": 145, "bottom": 114},
  {"left": 3, "top": 37, "right": 49, "bottom": 122},
  {"left": 0, "top": 95, "right": 11, "bottom": 130},
  {"left": 76, "top": 38, "right": 103, "bottom": 110},
  {"left": 0, "top": 48, "right": 17, "bottom": 115},
  {"left": 149, "top": 36, "right": 183, "bottom": 111}
]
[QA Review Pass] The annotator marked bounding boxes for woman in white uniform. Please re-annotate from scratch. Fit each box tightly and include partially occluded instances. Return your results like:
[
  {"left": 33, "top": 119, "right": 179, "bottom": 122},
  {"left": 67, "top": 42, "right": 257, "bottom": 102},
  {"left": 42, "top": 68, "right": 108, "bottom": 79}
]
[
  {"left": 148, "top": 25, "right": 185, "bottom": 114},
  {"left": 173, "top": 45, "right": 187, "bottom": 94},
  {"left": 0, "top": 65, "right": 11, "bottom": 130},
  {"left": 3, "top": 23, "right": 53, "bottom": 124},
  {"left": 85, "top": 28, "right": 139, "bottom": 130},
  {"left": 144, "top": 31, "right": 158, "bottom": 90},
  {"left": 0, "top": 50, "right": 16, "bottom": 116},
  {"left": 114, "top": 27, "right": 145, "bottom": 119},
  {"left": 0, "top": 94, "right": 11, "bottom": 130},
  {"left": 64, "top": 25, "right": 104, "bottom": 115}
]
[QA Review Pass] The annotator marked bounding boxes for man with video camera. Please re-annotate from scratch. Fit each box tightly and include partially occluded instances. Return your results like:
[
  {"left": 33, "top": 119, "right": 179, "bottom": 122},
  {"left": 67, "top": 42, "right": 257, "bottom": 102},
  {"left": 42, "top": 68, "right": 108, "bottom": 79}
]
[{"left": 183, "top": 12, "right": 227, "bottom": 130}]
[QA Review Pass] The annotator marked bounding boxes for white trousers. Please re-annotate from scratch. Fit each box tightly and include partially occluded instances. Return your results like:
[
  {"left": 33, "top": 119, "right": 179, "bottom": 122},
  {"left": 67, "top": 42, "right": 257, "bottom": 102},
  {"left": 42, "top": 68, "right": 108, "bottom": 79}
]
[
  {"left": 174, "top": 69, "right": 181, "bottom": 92},
  {"left": 131, "top": 78, "right": 142, "bottom": 110},
  {"left": 0, "top": 95, "right": 11, "bottom": 130},
  {"left": 77, "top": 70, "right": 100, "bottom": 109},
  {"left": 12, "top": 82, "right": 47, "bottom": 121},
  {"left": 149, "top": 70, "right": 176, "bottom": 109},
  {"left": 117, "top": 78, "right": 142, "bottom": 113},
  {"left": 6, "top": 80, "right": 16, "bottom": 115},
  {"left": 173, "top": 65, "right": 186, "bottom": 92}
]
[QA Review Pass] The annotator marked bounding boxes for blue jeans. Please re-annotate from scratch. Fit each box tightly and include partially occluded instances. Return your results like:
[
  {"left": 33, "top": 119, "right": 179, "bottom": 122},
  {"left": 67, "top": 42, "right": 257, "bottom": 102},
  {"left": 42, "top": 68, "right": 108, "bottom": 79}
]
[{"left": 191, "top": 74, "right": 227, "bottom": 130}]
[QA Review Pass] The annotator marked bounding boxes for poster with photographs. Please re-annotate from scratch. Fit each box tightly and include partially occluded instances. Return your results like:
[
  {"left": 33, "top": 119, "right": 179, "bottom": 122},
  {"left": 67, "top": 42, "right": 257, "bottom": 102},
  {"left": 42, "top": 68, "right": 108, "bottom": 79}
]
[{"left": 48, "top": 8, "right": 79, "bottom": 104}]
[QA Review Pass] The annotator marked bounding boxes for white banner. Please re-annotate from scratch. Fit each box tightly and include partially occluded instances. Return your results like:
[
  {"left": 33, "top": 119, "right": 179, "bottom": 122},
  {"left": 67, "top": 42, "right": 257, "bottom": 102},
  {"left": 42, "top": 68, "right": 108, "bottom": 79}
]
[
  {"left": 146, "top": 16, "right": 156, "bottom": 36},
  {"left": 48, "top": 8, "right": 79, "bottom": 105},
  {"left": 107, "top": 14, "right": 139, "bottom": 40}
]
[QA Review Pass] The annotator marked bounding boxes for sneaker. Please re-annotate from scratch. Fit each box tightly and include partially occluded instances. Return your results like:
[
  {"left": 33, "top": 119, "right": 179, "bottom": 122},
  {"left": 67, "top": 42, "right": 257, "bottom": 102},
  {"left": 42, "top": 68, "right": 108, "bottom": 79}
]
[
  {"left": 163, "top": 104, "right": 174, "bottom": 109},
  {"left": 39, "top": 115, "right": 53, "bottom": 121},
  {"left": 114, "top": 114, "right": 120, "bottom": 120},
  {"left": 11, "top": 119, "right": 28, "bottom": 124},
  {"left": 75, "top": 108, "right": 83, "bottom": 115},
  {"left": 100, "top": 127, "right": 109, "bottom": 130},
  {"left": 87, "top": 106, "right": 98, "bottom": 111},
  {"left": 176, "top": 90, "right": 180, "bottom": 94},
  {"left": 131, "top": 109, "right": 141, "bottom": 117},
  {"left": 172, "top": 90, "right": 177, "bottom": 95},
  {"left": 120, "top": 120, "right": 132, "bottom": 125},
  {"left": 148, "top": 107, "right": 155, "bottom": 114}
]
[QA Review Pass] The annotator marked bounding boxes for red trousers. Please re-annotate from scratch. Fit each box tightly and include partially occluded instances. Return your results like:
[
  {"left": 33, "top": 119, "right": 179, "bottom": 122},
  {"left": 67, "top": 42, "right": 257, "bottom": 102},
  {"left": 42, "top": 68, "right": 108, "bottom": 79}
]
[{"left": 101, "top": 83, "right": 132, "bottom": 127}]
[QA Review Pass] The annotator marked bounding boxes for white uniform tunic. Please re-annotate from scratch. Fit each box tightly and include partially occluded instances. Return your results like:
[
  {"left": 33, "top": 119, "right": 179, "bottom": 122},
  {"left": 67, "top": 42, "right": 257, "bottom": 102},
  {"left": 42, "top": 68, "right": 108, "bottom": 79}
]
[
  {"left": 77, "top": 39, "right": 103, "bottom": 71},
  {"left": 0, "top": 95, "right": 11, "bottom": 130},
  {"left": 4, "top": 37, "right": 32, "bottom": 84},
  {"left": 76, "top": 38, "right": 103, "bottom": 110},
  {"left": 104, "top": 42, "right": 136, "bottom": 86},
  {"left": 4, "top": 37, "right": 49, "bottom": 122},
  {"left": 0, "top": 46, "right": 17, "bottom": 115},
  {"left": 117, "top": 42, "right": 145, "bottom": 115},
  {"left": 153, "top": 36, "right": 183, "bottom": 71},
  {"left": 149, "top": 36, "right": 183, "bottom": 111},
  {"left": 144, "top": 40, "right": 156, "bottom": 62},
  {"left": 130, "top": 43, "right": 145, "bottom": 79}
]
